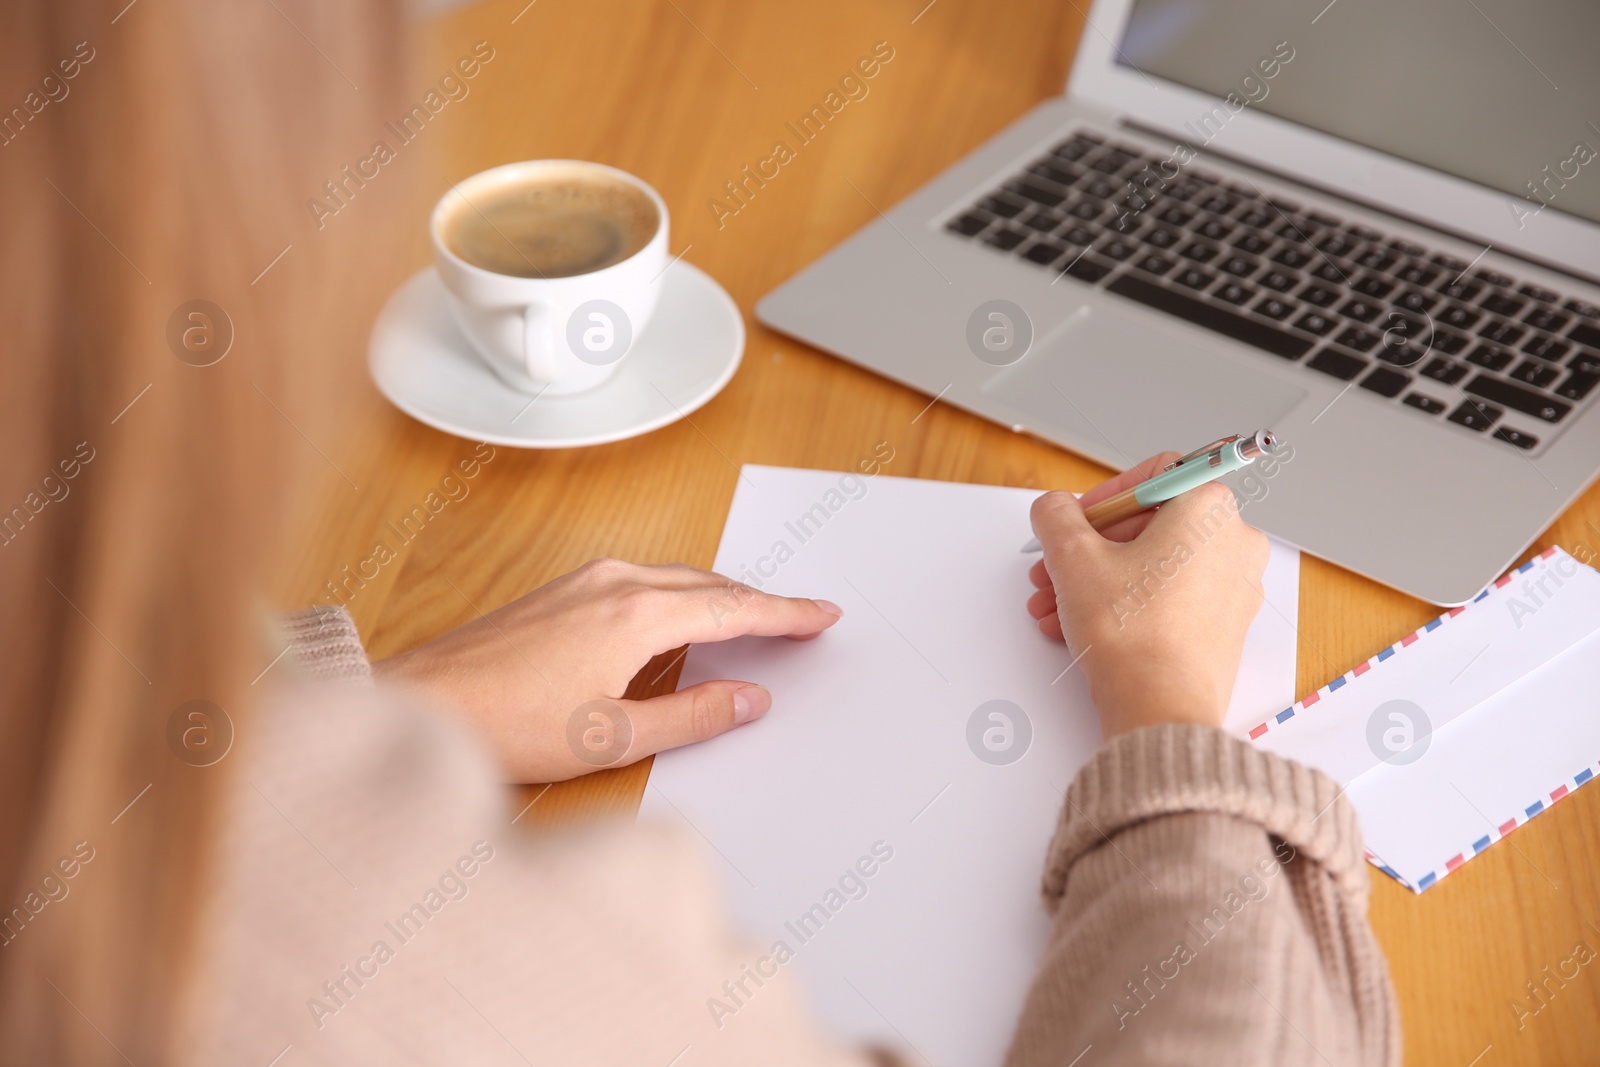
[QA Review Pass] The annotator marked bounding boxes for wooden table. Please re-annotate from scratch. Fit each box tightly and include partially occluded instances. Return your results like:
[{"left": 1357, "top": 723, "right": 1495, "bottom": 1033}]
[{"left": 284, "top": 1, "right": 1600, "bottom": 1062}]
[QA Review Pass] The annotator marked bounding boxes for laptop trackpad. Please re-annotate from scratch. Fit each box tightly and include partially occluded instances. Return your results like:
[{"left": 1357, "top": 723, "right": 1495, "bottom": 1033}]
[{"left": 981, "top": 306, "right": 1306, "bottom": 462}]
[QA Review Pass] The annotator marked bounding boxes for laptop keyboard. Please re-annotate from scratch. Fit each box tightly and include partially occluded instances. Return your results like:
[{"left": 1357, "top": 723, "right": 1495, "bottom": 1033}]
[{"left": 945, "top": 130, "right": 1600, "bottom": 452}]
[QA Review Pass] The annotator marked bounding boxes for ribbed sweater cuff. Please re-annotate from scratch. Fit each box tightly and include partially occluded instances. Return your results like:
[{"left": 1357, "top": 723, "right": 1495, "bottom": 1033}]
[
  {"left": 1044, "top": 723, "right": 1368, "bottom": 906},
  {"left": 279, "top": 606, "right": 373, "bottom": 683}
]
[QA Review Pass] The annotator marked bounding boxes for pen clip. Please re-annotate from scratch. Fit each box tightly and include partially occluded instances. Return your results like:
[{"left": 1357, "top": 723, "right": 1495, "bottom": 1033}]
[{"left": 1164, "top": 434, "right": 1240, "bottom": 471}]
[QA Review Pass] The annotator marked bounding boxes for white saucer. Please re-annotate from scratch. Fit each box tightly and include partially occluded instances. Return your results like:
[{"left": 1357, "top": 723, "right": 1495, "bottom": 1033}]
[{"left": 369, "top": 263, "right": 744, "bottom": 448}]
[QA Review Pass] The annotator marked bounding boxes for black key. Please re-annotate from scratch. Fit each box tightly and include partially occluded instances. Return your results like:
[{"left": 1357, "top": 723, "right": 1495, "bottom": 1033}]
[
  {"left": 1272, "top": 247, "right": 1313, "bottom": 269},
  {"left": 1029, "top": 161, "right": 1081, "bottom": 187},
  {"left": 1335, "top": 326, "right": 1380, "bottom": 353},
  {"left": 1021, "top": 211, "right": 1059, "bottom": 232},
  {"left": 1062, "top": 255, "right": 1114, "bottom": 284},
  {"left": 1448, "top": 400, "right": 1501, "bottom": 431},
  {"left": 1354, "top": 276, "right": 1394, "bottom": 299},
  {"left": 1295, "top": 311, "right": 1337, "bottom": 336},
  {"left": 1266, "top": 197, "right": 1301, "bottom": 215},
  {"left": 1493, "top": 427, "right": 1539, "bottom": 450},
  {"left": 1475, "top": 268, "right": 1515, "bottom": 287},
  {"left": 1404, "top": 393, "right": 1448, "bottom": 415},
  {"left": 1430, "top": 253, "right": 1470, "bottom": 272},
  {"left": 1215, "top": 282, "right": 1255, "bottom": 305},
  {"left": 1439, "top": 304, "right": 1480, "bottom": 330},
  {"left": 1384, "top": 311, "right": 1427, "bottom": 339},
  {"left": 1309, "top": 210, "right": 1343, "bottom": 227},
  {"left": 983, "top": 227, "right": 1028, "bottom": 251},
  {"left": 1308, "top": 262, "right": 1348, "bottom": 285},
  {"left": 1136, "top": 253, "right": 1176, "bottom": 276},
  {"left": 1174, "top": 266, "right": 1215, "bottom": 289},
  {"left": 1308, "top": 348, "right": 1367, "bottom": 380},
  {"left": 1340, "top": 298, "right": 1382, "bottom": 323},
  {"left": 1556, "top": 370, "right": 1600, "bottom": 401},
  {"left": 1393, "top": 290, "right": 1436, "bottom": 313},
  {"left": 1220, "top": 255, "right": 1258, "bottom": 277},
  {"left": 1361, "top": 367, "right": 1411, "bottom": 397},
  {"left": 1104, "top": 272, "right": 1315, "bottom": 360},
  {"left": 1233, "top": 232, "right": 1272, "bottom": 255},
  {"left": 1084, "top": 178, "right": 1118, "bottom": 199},
  {"left": 1519, "top": 284, "right": 1559, "bottom": 303},
  {"left": 1569, "top": 321, "right": 1600, "bottom": 349},
  {"left": 1522, "top": 335, "right": 1570, "bottom": 362},
  {"left": 1463, "top": 375, "right": 1572, "bottom": 423},
  {"left": 1389, "top": 238, "right": 1426, "bottom": 257},
  {"left": 1196, "top": 219, "right": 1233, "bottom": 240},
  {"left": 947, "top": 213, "right": 989, "bottom": 236},
  {"left": 1255, "top": 296, "right": 1297, "bottom": 321},
  {"left": 1434, "top": 330, "right": 1470, "bottom": 356},
  {"left": 1260, "top": 270, "right": 1299, "bottom": 293},
  {"left": 1438, "top": 279, "right": 1482, "bottom": 301},
  {"left": 1355, "top": 249, "right": 1397, "bottom": 272},
  {"left": 1316, "top": 234, "right": 1357, "bottom": 258},
  {"left": 1510, "top": 360, "right": 1560, "bottom": 388},
  {"left": 1377, "top": 337, "right": 1427, "bottom": 367},
  {"left": 1482, "top": 292, "right": 1525, "bottom": 317},
  {"left": 1563, "top": 299, "right": 1600, "bottom": 319},
  {"left": 1012, "top": 181, "right": 1066, "bottom": 208},
  {"left": 1100, "top": 239, "right": 1137, "bottom": 261},
  {"left": 1145, "top": 227, "right": 1180, "bottom": 249},
  {"left": 1179, "top": 242, "right": 1219, "bottom": 263},
  {"left": 1299, "top": 284, "right": 1339, "bottom": 308},
  {"left": 1422, "top": 358, "right": 1468, "bottom": 385},
  {"left": 1396, "top": 264, "right": 1438, "bottom": 286},
  {"left": 1346, "top": 224, "right": 1383, "bottom": 242},
  {"left": 980, "top": 195, "right": 1026, "bottom": 218},
  {"left": 1157, "top": 205, "right": 1194, "bottom": 226},
  {"left": 1053, "top": 136, "right": 1098, "bottom": 161},
  {"left": 1090, "top": 153, "right": 1126, "bottom": 174},
  {"left": 1165, "top": 182, "right": 1203, "bottom": 202},
  {"left": 1199, "top": 194, "right": 1240, "bottom": 214},
  {"left": 1068, "top": 200, "right": 1103, "bottom": 220},
  {"left": 1479, "top": 319, "right": 1525, "bottom": 345},
  {"left": 1466, "top": 344, "right": 1513, "bottom": 372},
  {"left": 1571, "top": 350, "right": 1600, "bottom": 375},
  {"left": 1189, "top": 168, "right": 1221, "bottom": 185},
  {"left": 1060, "top": 224, "right": 1098, "bottom": 246},
  {"left": 1524, "top": 307, "right": 1569, "bottom": 333},
  {"left": 1237, "top": 208, "right": 1274, "bottom": 229},
  {"left": 1276, "top": 222, "right": 1310, "bottom": 242},
  {"left": 1110, "top": 213, "right": 1143, "bottom": 235},
  {"left": 1022, "top": 241, "right": 1066, "bottom": 265}
]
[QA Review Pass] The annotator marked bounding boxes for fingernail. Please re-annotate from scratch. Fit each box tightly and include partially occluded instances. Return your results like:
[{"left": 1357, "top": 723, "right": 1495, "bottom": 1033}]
[
  {"left": 733, "top": 685, "right": 772, "bottom": 724},
  {"left": 816, "top": 599, "right": 843, "bottom": 616}
]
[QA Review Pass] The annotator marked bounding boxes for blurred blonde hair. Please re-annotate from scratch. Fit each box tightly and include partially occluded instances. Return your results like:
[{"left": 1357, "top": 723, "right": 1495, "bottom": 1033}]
[{"left": 0, "top": 1, "right": 410, "bottom": 1060}]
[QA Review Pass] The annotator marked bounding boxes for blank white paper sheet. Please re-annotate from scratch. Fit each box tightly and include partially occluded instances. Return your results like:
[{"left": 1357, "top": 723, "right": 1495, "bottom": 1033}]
[{"left": 641, "top": 465, "right": 1299, "bottom": 1065}]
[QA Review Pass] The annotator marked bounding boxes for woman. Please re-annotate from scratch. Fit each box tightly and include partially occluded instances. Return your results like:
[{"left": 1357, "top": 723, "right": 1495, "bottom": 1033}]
[{"left": 0, "top": 1, "right": 1398, "bottom": 1063}]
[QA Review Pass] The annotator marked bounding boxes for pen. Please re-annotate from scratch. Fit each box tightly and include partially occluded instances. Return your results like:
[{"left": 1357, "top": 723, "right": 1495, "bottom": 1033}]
[{"left": 1020, "top": 429, "right": 1279, "bottom": 551}]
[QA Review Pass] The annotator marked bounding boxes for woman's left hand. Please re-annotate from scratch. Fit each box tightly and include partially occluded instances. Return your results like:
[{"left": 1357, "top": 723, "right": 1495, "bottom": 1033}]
[{"left": 374, "top": 559, "right": 842, "bottom": 782}]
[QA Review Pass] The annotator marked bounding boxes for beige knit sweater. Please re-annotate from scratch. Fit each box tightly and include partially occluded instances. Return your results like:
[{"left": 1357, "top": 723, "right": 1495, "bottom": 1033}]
[{"left": 184, "top": 607, "right": 1399, "bottom": 1065}]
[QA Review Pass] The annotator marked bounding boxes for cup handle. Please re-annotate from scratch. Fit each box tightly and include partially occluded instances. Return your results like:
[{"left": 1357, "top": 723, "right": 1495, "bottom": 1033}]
[{"left": 522, "top": 301, "right": 563, "bottom": 386}]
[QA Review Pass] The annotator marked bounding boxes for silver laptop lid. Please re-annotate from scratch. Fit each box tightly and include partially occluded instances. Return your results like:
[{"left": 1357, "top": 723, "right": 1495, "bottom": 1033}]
[{"left": 1068, "top": 0, "right": 1600, "bottom": 281}]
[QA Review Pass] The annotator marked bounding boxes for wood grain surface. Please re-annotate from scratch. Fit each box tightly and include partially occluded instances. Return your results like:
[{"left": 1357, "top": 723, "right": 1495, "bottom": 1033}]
[{"left": 278, "top": 1, "right": 1600, "bottom": 1062}]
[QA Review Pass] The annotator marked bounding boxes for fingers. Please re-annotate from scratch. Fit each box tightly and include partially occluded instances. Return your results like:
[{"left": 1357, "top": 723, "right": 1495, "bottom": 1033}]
[
  {"left": 1036, "top": 612, "right": 1064, "bottom": 641},
  {"left": 1078, "top": 451, "right": 1183, "bottom": 508},
  {"left": 1026, "top": 586, "right": 1056, "bottom": 620},
  {"left": 624, "top": 679, "right": 772, "bottom": 759},
  {"left": 669, "top": 582, "right": 844, "bottom": 646}
]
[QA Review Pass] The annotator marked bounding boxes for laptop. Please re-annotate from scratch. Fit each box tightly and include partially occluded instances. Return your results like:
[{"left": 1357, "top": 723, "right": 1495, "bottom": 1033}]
[{"left": 756, "top": 0, "right": 1600, "bottom": 606}]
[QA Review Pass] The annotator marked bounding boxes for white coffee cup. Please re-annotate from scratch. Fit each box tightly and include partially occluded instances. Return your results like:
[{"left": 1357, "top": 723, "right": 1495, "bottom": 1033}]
[{"left": 431, "top": 160, "right": 669, "bottom": 396}]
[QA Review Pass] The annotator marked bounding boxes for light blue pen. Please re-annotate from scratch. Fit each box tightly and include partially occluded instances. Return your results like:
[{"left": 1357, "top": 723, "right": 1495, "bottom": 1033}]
[{"left": 1021, "top": 430, "right": 1279, "bottom": 551}]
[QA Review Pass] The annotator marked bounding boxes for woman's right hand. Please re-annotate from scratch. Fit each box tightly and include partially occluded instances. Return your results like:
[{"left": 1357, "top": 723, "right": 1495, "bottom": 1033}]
[{"left": 1025, "top": 453, "right": 1270, "bottom": 740}]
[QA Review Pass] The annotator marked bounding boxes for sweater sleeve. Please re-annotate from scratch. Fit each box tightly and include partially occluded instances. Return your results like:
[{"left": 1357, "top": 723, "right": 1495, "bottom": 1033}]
[
  {"left": 278, "top": 605, "right": 372, "bottom": 683},
  {"left": 1004, "top": 724, "right": 1401, "bottom": 1067}
]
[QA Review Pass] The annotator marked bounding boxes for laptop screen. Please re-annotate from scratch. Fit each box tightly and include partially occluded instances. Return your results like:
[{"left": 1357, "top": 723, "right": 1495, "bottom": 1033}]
[{"left": 1118, "top": 0, "right": 1600, "bottom": 226}]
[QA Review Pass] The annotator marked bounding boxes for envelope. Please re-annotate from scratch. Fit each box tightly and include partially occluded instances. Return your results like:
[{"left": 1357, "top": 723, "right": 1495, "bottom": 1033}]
[{"left": 1248, "top": 546, "right": 1600, "bottom": 892}]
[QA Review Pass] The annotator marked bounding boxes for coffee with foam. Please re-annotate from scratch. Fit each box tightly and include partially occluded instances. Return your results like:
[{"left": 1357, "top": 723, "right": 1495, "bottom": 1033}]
[{"left": 440, "top": 166, "right": 658, "bottom": 278}]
